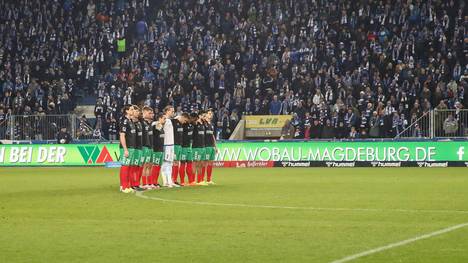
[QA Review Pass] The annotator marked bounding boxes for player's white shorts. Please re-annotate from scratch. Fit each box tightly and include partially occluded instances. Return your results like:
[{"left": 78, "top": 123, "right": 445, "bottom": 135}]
[{"left": 163, "top": 145, "right": 174, "bottom": 162}]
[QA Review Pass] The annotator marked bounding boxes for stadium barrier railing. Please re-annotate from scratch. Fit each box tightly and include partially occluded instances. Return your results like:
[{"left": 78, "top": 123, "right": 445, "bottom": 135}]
[
  {"left": 2, "top": 110, "right": 466, "bottom": 143},
  {"left": 1, "top": 114, "right": 106, "bottom": 142},
  {"left": 397, "top": 109, "right": 468, "bottom": 139}
]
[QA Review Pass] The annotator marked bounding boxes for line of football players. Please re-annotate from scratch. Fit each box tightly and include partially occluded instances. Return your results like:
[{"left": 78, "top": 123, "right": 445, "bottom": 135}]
[{"left": 118, "top": 105, "right": 217, "bottom": 193}]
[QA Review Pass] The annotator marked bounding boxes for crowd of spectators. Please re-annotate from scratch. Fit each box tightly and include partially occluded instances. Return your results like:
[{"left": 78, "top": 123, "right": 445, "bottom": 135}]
[{"left": 0, "top": 0, "right": 467, "bottom": 140}]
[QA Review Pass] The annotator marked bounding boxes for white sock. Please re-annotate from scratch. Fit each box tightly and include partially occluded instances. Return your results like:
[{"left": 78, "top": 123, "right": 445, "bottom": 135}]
[
  {"left": 161, "top": 166, "right": 168, "bottom": 186},
  {"left": 166, "top": 165, "right": 173, "bottom": 185},
  {"left": 162, "top": 162, "right": 173, "bottom": 186}
]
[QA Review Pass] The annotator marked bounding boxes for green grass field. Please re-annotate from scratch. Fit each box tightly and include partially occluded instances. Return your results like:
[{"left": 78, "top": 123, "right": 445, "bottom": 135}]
[{"left": 1, "top": 167, "right": 468, "bottom": 263}]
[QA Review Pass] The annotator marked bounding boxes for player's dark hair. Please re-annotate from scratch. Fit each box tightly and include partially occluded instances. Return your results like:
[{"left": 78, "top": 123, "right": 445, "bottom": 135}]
[{"left": 181, "top": 112, "right": 190, "bottom": 119}]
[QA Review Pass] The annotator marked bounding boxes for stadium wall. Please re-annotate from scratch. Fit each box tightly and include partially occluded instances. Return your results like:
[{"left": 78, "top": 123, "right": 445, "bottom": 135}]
[{"left": 0, "top": 140, "right": 467, "bottom": 167}]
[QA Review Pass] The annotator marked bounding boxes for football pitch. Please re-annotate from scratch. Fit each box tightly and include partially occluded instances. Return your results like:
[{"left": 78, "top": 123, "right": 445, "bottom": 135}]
[{"left": 1, "top": 167, "right": 468, "bottom": 263}]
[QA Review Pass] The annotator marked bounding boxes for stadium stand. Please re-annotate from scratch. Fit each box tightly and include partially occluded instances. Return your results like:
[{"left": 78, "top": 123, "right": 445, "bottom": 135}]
[{"left": 0, "top": 0, "right": 466, "bottom": 141}]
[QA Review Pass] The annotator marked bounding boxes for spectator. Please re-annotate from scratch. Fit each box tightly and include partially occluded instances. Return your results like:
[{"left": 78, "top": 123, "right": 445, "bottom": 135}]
[
  {"left": 57, "top": 127, "right": 72, "bottom": 144},
  {"left": 349, "top": 127, "right": 359, "bottom": 139},
  {"left": 0, "top": 106, "right": 6, "bottom": 138},
  {"left": 228, "top": 110, "right": 240, "bottom": 137},
  {"left": 443, "top": 115, "right": 459, "bottom": 136},
  {"left": 369, "top": 111, "right": 381, "bottom": 138},
  {"left": 269, "top": 95, "right": 282, "bottom": 115},
  {"left": 321, "top": 119, "right": 336, "bottom": 139},
  {"left": 108, "top": 117, "right": 118, "bottom": 141},
  {"left": 221, "top": 110, "right": 231, "bottom": 139},
  {"left": 303, "top": 112, "right": 312, "bottom": 139},
  {"left": 280, "top": 120, "right": 293, "bottom": 140},
  {"left": 413, "top": 124, "right": 423, "bottom": 138},
  {"left": 312, "top": 90, "right": 324, "bottom": 106},
  {"left": 309, "top": 119, "right": 322, "bottom": 139}
]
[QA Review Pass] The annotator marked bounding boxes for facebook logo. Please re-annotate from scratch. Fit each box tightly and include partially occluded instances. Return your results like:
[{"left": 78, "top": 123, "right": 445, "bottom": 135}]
[{"left": 457, "top": 147, "right": 465, "bottom": 161}]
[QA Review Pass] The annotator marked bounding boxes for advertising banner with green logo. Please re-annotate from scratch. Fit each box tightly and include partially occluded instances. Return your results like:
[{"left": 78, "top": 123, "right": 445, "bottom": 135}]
[
  {"left": 0, "top": 144, "right": 120, "bottom": 166},
  {"left": 1, "top": 141, "right": 467, "bottom": 167}
]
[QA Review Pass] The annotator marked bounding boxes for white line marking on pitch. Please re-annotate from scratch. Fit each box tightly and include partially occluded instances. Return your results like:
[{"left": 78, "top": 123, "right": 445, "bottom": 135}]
[
  {"left": 135, "top": 192, "right": 468, "bottom": 262},
  {"left": 330, "top": 222, "right": 468, "bottom": 263},
  {"left": 134, "top": 191, "right": 468, "bottom": 215}
]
